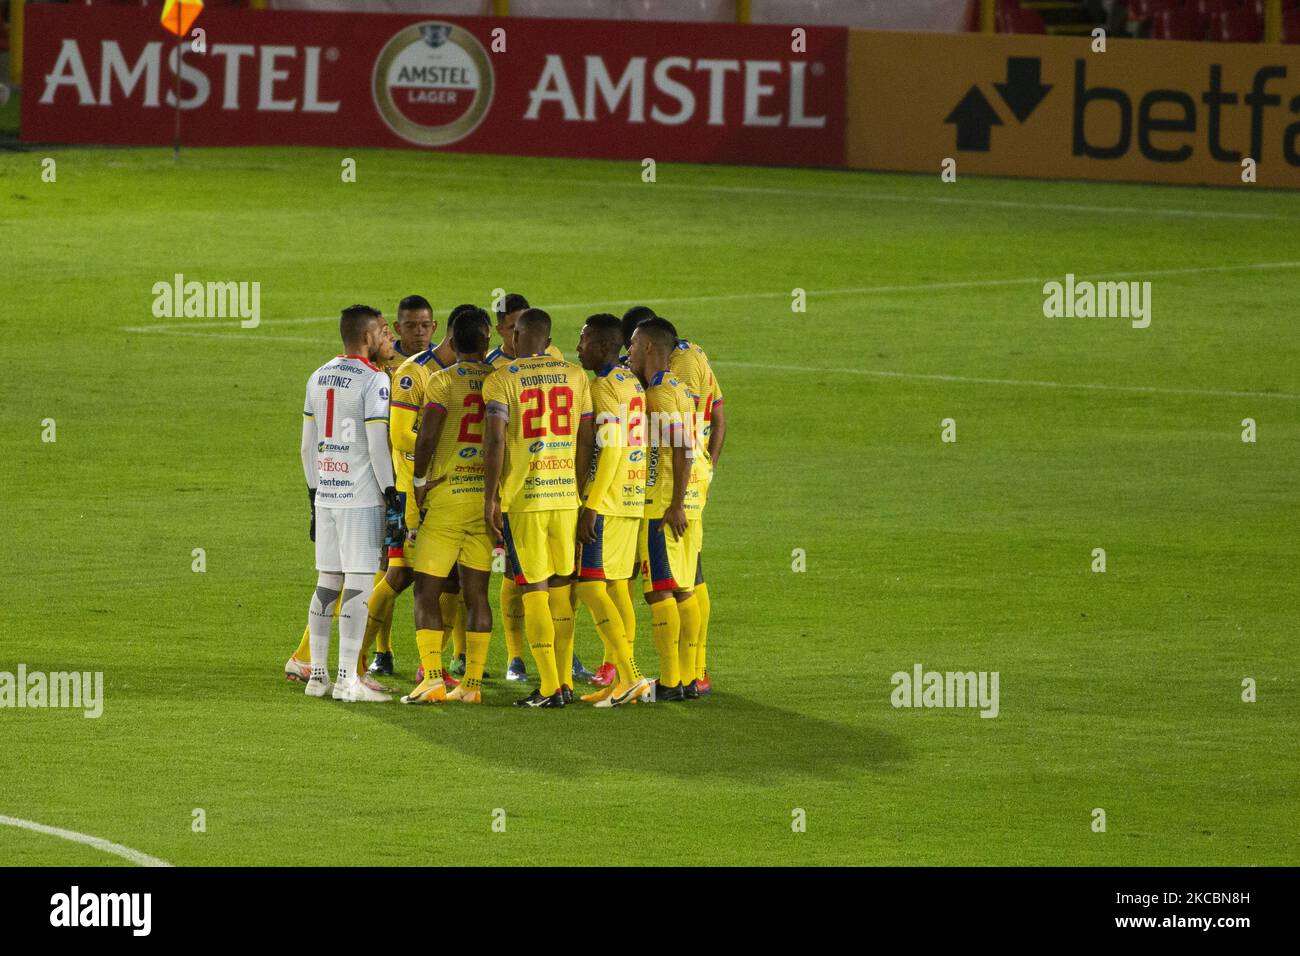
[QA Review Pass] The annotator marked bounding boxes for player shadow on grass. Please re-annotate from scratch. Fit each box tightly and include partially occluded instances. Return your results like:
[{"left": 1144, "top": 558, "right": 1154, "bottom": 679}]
[{"left": 350, "top": 690, "right": 911, "bottom": 781}]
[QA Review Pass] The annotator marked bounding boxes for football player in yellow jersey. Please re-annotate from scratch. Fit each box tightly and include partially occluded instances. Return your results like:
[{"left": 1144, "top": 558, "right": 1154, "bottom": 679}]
[
  {"left": 572, "top": 314, "right": 654, "bottom": 707},
  {"left": 485, "top": 293, "right": 575, "bottom": 687},
  {"left": 667, "top": 335, "right": 725, "bottom": 696},
  {"left": 627, "top": 317, "right": 706, "bottom": 703},
  {"left": 365, "top": 302, "right": 478, "bottom": 683},
  {"left": 621, "top": 306, "right": 726, "bottom": 696},
  {"left": 284, "top": 303, "right": 424, "bottom": 686},
  {"left": 482, "top": 309, "right": 595, "bottom": 708},
  {"left": 401, "top": 308, "right": 497, "bottom": 704}
]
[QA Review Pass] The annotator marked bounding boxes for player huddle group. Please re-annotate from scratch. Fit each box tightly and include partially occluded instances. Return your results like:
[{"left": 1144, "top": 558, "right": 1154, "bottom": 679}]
[{"left": 291, "top": 294, "right": 726, "bottom": 708}]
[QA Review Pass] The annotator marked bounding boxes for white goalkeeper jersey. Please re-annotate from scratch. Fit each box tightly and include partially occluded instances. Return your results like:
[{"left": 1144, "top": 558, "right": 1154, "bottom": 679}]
[{"left": 303, "top": 355, "right": 391, "bottom": 509}]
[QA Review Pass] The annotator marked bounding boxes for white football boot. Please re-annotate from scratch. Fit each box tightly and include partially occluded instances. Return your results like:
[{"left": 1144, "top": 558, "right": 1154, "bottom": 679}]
[
  {"left": 304, "top": 676, "right": 333, "bottom": 698},
  {"left": 285, "top": 656, "right": 312, "bottom": 683},
  {"left": 332, "top": 675, "right": 392, "bottom": 703}
]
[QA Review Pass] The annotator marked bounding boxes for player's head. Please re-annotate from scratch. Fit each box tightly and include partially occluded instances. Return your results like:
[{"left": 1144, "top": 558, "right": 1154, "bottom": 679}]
[
  {"left": 495, "top": 293, "right": 530, "bottom": 353},
  {"left": 395, "top": 294, "right": 435, "bottom": 354},
  {"left": 621, "top": 305, "right": 656, "bottom": 349},
  {"left": 578, "top": 313, "right": 623, "bottom": 372},
  {"left": 513, "top": 308, "right": 552, "bottom": 358},
  {"left": 451, "top": 307, "right": 491, "bottom": 360},
  {"left": 627, "top": 315, "right": 676, "bottom": 381},
  {"left": 339, "top": 304, "right": 388, "bottom": 362}
]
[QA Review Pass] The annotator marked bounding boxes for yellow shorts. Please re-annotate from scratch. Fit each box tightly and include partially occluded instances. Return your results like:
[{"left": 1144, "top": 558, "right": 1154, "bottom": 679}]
[
  {"left": 578, "top": 514, "right": 639, "bottom": 581},
  {"left": 502, "top": 509, "right": 577, "bottom": 585},
  {"left": 639, "top": 517, "right": 702, "bottom": 593},
  {"left": 412, "top": 516, "right": 494, "bottom": 577}
]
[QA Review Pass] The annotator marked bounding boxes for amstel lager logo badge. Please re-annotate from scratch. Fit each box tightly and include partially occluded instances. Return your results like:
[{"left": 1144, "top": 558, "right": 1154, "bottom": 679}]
[{"left": 373, "top": 21, "right": 493, "bottom": 147}]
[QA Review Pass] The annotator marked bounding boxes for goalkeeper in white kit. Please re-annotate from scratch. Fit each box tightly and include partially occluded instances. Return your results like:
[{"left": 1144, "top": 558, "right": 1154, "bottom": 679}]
[{"left": 300, "top": 305, "right": 406, "bottom": 702}]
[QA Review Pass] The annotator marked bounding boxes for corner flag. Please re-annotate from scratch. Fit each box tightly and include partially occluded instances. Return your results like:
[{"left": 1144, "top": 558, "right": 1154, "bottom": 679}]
[{"left": 160, "top": 0, "right": 204, "bottom": 37}]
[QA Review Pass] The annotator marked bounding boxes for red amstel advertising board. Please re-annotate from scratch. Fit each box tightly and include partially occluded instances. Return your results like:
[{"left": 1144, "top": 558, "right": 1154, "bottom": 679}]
[{"left": 22, "top": 4, "right": 847, "bottom": 167}]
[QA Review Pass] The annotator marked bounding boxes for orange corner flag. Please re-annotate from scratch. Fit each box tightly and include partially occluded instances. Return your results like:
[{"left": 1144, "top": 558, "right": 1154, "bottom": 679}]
[{"left": 160, "top": 0, "right": 205, "bottom": 37}]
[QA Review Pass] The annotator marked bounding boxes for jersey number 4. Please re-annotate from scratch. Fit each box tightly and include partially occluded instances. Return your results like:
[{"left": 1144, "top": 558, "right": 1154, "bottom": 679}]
[{"left": 520, "top": 386, "right": 574, "bottom": 438}]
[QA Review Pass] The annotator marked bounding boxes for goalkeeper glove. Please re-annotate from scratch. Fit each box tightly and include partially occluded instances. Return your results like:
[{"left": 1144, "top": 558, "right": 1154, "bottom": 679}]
[
  {"left": 382, "top": 486, "right": 407, "bottom": 551},
  {"left": 307, "top": 487, "right": 317, "bottom": 542}
]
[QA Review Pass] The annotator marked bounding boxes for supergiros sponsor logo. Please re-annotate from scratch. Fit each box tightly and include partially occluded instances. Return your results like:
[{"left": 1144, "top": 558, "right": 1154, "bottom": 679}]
[{"left": 373, "top": 22, "right": 494, "bottom": 147}]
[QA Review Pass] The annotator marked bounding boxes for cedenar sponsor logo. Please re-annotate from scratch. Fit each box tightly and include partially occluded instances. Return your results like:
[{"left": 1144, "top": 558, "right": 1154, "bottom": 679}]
[
  {"left": 373, "top": 22, "right": 494, "bottom": 146},
  {"left": 50, "top": 886, "right": 151, "bottom": 937}
]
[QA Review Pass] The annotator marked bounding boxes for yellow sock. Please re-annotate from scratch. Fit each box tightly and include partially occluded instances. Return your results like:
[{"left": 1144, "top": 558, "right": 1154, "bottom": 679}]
[
  {"left": 294, "top": 602, "right": 339, "bottom": 662},
  {"left": 465, "top": 631, "right": 490, "bottom": 691},
  {"left": 676, "top": 594, "right": 700, "bottom": 687},
  {"left": 416, "top": 628, "right": 446, "bottom": 683},
  {"left": 364, "top": 577, "right": 398, "bottom": 663},
  {"left": 578, "top": 581, "right": 641, "bottom": 683},
  {"left": 501, "top": 578, "right": 526, "bottom": 662},
  {"left": 694, "top": 581, "right": 710, "bottom": 680},
  {"left": 372, "top": 570, "right": 394, "bottom": 653},
  {"left": 440, "top": 592, "right": 466, "bottom": 658},
  {"left": 610, "top": 579, "right": 637, "bottom": 658},
  {"left": 522, "top": 590, "right": 560, "bottom": 697},
  {"left": 649, "top": 599, "right": 681, "bottom": 688},
  {"left": 550, "top": 584, "right": 575, "bottom": 688}
]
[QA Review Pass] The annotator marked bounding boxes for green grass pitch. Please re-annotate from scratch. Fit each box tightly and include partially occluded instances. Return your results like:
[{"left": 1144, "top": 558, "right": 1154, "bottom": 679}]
[{"left": 1, "top": 144, "right": 1296, "bottom": 866}]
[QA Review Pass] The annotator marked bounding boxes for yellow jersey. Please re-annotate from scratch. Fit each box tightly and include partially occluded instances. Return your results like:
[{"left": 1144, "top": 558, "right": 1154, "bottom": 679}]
[
  {"left": 381, "top": 341, "right": 422, "bottom": 379},
  {"left": 389, "top": 348, "right": 454, "bottom": 519},
  {"left": 669, "top": 339, "right": 724, "bottom": 450},
  {"left": 486, "top": 343, "right": 565, "bottom": 369},
  {"left": 421, "top": 360, "right": 494, "bottom": 523},
  {"left": 584, "top": 363, "right": 646, "bottom": 518},
  {"left": 482, "top": 355, "right": 593, "bottom": 513},
  {"left": 643, "top": 370, "right": 704, "bottom": 520}
]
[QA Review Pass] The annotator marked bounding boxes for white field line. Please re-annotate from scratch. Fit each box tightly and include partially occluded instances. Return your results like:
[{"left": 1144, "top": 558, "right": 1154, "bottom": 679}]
[
  {"left": 120, "top": 260, "right": 1300, "bottom": 400},
  {"left": 0, "top": 814, "right": 173, "bottom": 867},
  {"left": 120, "top": 259, "right": 1300, "bottom": 334},
  {"left": 97, "top": 160, "right": 1298, "bottom": 222},
  {"left": 714, "top": 361, "right": 1300, "bottom": 401}
]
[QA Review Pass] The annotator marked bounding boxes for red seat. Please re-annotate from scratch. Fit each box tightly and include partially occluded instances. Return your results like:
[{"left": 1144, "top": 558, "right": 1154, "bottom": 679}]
[
  {"left": 1151, "top": 8, "right": 1205, "bottom": 37},
  {"left": 1212, "top": 6, "right": 1263, "bottom": 40},
  {"left": 999, "top": 8, "right": 1047, "bottom": 33},
  {"left": 1283, "top": 9, "right": 1300, "bottom": 41},
  {"left": 1131, "top": 0, "right": 1182, "bottom": 22}
]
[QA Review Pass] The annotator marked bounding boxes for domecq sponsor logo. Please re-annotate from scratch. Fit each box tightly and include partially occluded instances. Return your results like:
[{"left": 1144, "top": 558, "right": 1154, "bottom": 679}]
[
  {"left": 50, "top": 886, "right": 151, "bottom": 936},
  {"left": 0, "top": 665, "right": 103, "bottom": 718}
]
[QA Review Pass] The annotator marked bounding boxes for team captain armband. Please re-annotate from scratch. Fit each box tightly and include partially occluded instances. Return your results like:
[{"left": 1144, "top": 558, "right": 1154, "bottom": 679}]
[{"left": 485, "top": 400, "right": 509, "bottom": 420}]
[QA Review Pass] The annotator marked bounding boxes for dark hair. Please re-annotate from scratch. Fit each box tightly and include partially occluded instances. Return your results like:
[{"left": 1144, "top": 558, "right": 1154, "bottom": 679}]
[
  {"left": 496, "top": 293, "right": 529, "bottom": 318},
  {"left": 398, "top": 294, "right": 432, "bottom": 313},
  {"left": 620, "top": 305, "right": 656, "bottom": 347},
  {"left": 584, "top": 313, "right": 623, "bottom": 349},
  {"left": 448, "top": 303, "right": 477, "bottom": 322},
  {"left": 340, "top": 304, "right": 382, "bottom": 344},
  {"left": 632, "top": 315, "right": 677, "bottom": 352},
  {"left": 516, "top": 307, "right": 552, "bottom": 337},
  {"left": 452, "top": 307, "right": 491, "bottom": 354}
]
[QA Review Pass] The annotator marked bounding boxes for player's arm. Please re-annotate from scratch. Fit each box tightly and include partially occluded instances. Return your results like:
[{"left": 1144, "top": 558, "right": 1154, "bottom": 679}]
[
  {"left": 578, "top": 402, "right": 619, "bottom": 544},
  {"left": 482, "top": 407, "right": 506, "bottom": 539},
  {"left": 411, "top": 399, "right": 448, "bottom": 510},
  {"left": 390, "top": 393, "right": 420, "bottom": 458},
  {"left": 301, "top": 385, "right": 318, "bottom": 540},
  {"left": 364, "top": 376, "right": 403, "bottom": 545},
  {"left": 707, "top": 368, "right": 726, "bottom": 469}
]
